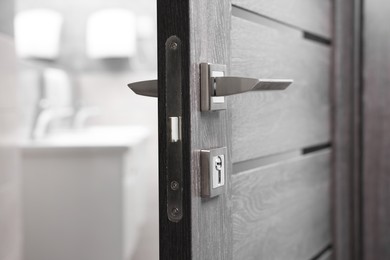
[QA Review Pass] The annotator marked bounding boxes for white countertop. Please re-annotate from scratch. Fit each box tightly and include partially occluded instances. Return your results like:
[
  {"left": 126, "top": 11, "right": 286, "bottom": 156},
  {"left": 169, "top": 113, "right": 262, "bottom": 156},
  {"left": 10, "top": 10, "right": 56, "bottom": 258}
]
[{"left": 21, "top": 126, "right": 150, "bottom": 151}]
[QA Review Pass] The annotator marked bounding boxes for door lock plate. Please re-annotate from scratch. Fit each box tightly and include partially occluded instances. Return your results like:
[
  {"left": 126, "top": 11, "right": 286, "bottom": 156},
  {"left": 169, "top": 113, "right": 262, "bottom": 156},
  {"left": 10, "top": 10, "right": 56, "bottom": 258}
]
[
  {"left": 200, "top": 147, "right": 227, "bottom": 198},
  {"left": 165, "top": 36, "right": 183, "bottom": 222}
]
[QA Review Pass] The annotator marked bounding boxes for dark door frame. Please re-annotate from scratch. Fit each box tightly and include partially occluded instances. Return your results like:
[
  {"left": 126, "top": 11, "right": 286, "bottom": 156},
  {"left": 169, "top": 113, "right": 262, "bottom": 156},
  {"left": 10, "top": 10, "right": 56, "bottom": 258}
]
[
  {"left": 333, "top": 0, "right": 363, "bottom": 259},
  {"left": 157, "top": 0, "right": 192, "bottom": 259}
]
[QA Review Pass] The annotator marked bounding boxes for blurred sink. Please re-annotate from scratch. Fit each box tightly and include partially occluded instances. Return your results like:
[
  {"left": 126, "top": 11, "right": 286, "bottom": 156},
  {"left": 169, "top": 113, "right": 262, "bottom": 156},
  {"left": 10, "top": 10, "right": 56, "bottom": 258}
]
[{"left": 21, "top": 126, "right": 151, "bottom": 260}]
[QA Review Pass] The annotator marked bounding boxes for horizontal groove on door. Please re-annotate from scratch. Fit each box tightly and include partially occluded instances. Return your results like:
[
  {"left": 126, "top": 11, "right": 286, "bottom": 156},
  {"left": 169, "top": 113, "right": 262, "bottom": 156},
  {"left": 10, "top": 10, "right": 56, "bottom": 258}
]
[
  {"left": 231, "top": 0, "right": 331, "bottom": 38},
  {"left": 231, "top": 5, "right": 301, "bottom": 37},
  {"left": 231, "top": 5, "right": 332, "bottom": 46},
  {"left": 303, "top": 32, "right": 332, "bottom": 46},
  {"left": 232, "top": 151, "right": 331, "bottom": 259},
  {"left": 230, "top": 16, "right": 331, "bottom": 163},
  {"left": 310, "top": 246, "right": 333, "bottom": 260},
  {"left": 233, "top": 149, "right": 301, "bottom": 174},
  {"left": 233, "top": 146, "right": 332, "bottom": 174},
  {"left": 302, "top": 143, "right": 332, "bottom": 155},
  {"left": 311, "top": 246, "right": 333, "bottom": 260}
]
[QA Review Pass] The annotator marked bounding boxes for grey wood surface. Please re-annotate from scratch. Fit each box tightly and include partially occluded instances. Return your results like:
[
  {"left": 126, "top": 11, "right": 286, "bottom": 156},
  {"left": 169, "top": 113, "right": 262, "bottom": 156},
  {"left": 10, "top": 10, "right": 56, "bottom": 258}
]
[
  {"left": 332, "top": 0, "right": 362, "bottom": 259},
  {"left": 230, "top": 16, "right": 331, "bottom": 163},
  {"left": 317, "top": 250, "right": 333, "bottom": 260},
  {"left": 189, "top": 0, "right": 233, "bottom": 260},
  {"left": 174, "top": 0, "right": 333, "bottom": 259},
  {"left": 363, "top": 0, "right": 390, "bottom": 259},
  {"left": 232, "top": 0, "right": 331, "bottom": 38},
  {"left": 232, "top": 151, "right": 331, "bottom": 260}
]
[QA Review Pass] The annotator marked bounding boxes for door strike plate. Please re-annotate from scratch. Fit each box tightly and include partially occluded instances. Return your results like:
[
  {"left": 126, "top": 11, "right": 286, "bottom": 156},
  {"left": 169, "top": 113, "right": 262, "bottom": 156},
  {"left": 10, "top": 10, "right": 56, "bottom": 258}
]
[
  {"left": 200, "top": 147, "right": 227, "bottom": 198},
  {"left": 200, "top": 63, "right": 227, "bottom": 111}
]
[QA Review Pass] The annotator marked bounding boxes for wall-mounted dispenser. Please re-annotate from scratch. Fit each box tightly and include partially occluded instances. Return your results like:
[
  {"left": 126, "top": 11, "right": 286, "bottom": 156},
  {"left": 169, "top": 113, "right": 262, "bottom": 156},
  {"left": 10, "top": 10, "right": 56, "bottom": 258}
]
[
  {"left": 86, "top": 9, "right": 137, "bottom": 59},
  {"left": 14, "top": 9, "right": 63, "bottom": 59}
]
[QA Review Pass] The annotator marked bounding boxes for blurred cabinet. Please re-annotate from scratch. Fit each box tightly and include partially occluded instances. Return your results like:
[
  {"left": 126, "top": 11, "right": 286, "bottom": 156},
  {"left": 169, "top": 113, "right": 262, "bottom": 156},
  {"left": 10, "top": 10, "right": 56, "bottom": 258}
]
[{"left": 21, "top": 127, "right": 150, "bottom": 260}]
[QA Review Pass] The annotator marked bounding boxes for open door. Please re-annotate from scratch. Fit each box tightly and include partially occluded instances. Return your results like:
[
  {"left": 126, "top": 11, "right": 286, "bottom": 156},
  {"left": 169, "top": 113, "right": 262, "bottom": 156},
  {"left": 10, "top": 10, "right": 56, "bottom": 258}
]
[{"left": 129, "top": 0, "right": 333, "bottom": 259}]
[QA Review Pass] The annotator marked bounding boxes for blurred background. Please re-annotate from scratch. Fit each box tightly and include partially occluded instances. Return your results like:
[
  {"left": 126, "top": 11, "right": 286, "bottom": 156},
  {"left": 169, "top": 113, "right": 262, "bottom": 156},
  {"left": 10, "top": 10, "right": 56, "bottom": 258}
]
[{"left": 0, "top": 0, "right": 159, "bottom": 259}]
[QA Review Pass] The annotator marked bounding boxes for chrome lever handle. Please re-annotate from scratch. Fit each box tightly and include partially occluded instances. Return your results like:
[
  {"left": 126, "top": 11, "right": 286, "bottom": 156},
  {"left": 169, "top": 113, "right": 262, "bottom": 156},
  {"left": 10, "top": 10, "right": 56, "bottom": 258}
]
[
  {"left": 127, "top": 77, "right": 291, "bottom": 98},
  {"left": 127, "top": 80, "right": 158, "bottom": 97},
  {"left": 214, "top": 77, "right": 292, "bottom": 96},
  {"left": 200, "top": 63, "right": 293, "bottom": 111},
  {"left": 127, "top": 64, "right": 293, "bottom": 112}
]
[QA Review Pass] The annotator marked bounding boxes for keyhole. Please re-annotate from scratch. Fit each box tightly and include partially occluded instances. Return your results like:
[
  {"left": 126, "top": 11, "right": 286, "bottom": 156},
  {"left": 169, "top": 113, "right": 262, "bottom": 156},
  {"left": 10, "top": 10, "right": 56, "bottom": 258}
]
[{"left": 215, "top": 156, "right": 223, "bottom": 184}]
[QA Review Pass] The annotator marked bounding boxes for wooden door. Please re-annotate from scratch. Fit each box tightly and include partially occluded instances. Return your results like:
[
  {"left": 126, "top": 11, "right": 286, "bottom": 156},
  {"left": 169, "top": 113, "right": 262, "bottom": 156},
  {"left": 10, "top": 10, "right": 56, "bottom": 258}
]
[{"left": 155, "top": 0, "right": 333, "bottom": 259}]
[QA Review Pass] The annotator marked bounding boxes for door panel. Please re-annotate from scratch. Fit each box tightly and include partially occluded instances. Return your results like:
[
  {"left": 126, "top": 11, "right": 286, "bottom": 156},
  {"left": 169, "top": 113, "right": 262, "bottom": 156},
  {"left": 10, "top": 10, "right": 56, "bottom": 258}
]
[
  {"left": 230, "top": 16, "right": 331, "bottom": 162},
  {"left": 231, "top": 0, "right": 331, "bottom": 38},
  {"left": 232, "top": 151, "right": 331, "bottom": 259},
  {"left": 153, "top": 0, "right": 333, "bottom": 259}
]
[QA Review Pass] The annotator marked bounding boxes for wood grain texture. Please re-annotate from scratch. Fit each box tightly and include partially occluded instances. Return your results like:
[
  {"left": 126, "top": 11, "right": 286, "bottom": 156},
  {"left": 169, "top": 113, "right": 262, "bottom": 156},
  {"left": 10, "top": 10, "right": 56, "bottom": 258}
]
[
  {"left": 232, "top": 151, "right": 331, "bottom": 260},
  {"left": 159, "top": 1, "right": 334, "bottom": 259},
  {"left": 189, "top": 1, "right": 233, "bottom": 260},
  {"left": 159, "top": 0, "right": 234, "bottom": 259},
  {"left": 317, "top": 249, "right": 333, "bottom": 260},
  {"left": 363, "top": 0, "right": 390, "bottom": 259},
  {"left": 332, "top": 0, "right": 362, "bottom": 259},
  {"left": 230, "top": 17, "right": 331, "bottom": 163},
  {"left": 232, "top": 0, "right": 331, "bottom": 38}
]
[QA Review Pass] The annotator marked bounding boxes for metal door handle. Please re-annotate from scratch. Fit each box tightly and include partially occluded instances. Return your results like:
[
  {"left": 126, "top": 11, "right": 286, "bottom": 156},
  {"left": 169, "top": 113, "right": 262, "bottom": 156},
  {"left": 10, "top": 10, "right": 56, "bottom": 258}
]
[
  {"left": 126, "top": 63, "right": 293, "bottom": 112},
  {"left": 127, "top": 77, "right": 291, "bottom": 98},
  {"left": 127, "top": 80, "right": 158, "bottom": 97},
  {"left": 214, "top": 77, "right": 292, "bottom": 96},
  {"left": 200, "top": 63, "right": 293, "bottom": 111}
]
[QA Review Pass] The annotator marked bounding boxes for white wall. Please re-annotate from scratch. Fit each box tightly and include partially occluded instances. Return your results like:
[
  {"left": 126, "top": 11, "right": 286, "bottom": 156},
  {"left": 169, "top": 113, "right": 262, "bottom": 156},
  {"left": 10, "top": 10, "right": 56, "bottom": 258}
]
[
  {"left": 0, "top": 33, "right": 22, "bottom": 260},
  {"left": 0, "top": 0, "right": 14, "bottom": 36}
]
